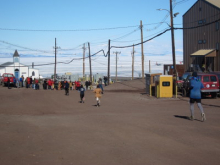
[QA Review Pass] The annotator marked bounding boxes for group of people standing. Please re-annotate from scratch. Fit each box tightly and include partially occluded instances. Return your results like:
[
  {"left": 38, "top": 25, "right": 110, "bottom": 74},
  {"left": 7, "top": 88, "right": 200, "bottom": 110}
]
[
  {"left": 24, "top": 76, "right": 39, "bottom": 89},
  {"left": 9, "top": 75, "right": 39, "bottom": 90}
]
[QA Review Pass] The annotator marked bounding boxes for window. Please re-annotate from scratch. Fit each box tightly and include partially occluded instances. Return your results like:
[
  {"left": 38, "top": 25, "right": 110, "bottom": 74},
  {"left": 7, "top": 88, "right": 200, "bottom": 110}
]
[
  {"left": 32, "top": 71, "right": 35, "bottom": 76},
  {"left": 203, "top": 40, "right": 206, "bottom": 44},
  {"left": 198, "top": 40, "right": 203, "bottom": 44},
  {"left": 199, "top": 7, "right": 202, "bottom": 11},
  {"left": 162, "top": 82, "right": 170, "bottom": 86},
  {"left": 216, "top": 22, "right": 219, "bottom": 31},
  {"left": 203, "top": 76, "right": 209, "bottom": 82},
  {"left": 210, "top": 76, "right": 217, "bottom": 82},
  {"left": 14, "top": 57, "right": 19, "bottom": 62},
  {"left": 198, "top": 20, "right": 203, "bottom": 24}
]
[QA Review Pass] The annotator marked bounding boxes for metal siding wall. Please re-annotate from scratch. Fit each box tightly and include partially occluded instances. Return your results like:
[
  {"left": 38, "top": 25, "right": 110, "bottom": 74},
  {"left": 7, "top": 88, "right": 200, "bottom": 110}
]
[{"left": 183, "top": 0, "right": 220, "bottom": 71}]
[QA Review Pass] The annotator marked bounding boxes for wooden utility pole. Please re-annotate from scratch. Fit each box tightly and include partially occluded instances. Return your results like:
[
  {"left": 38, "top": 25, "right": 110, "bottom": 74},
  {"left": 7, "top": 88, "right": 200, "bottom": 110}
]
[
  {"left": 82, "top": 43, "right": 86, "bottom": 78},
  {"left": 131, "top": 44, "right": 135, "bottom": 80},
  {"left": 113, "top": 51, "right": 121, "bottom": 82},
  {"left": 107, "top": 39, "right": 110, "bottom": 85},
  {"left": 88, "top": 42, "right": 92, "bottom": 82},
  {"left": 170, "top": 0, "right": 176, "bottom": 78},
  {"left": 54, "top": 38, "right": 57, "bottom": 82},
  {"left": 140, "top": 20, "right": 144, "bottom": 79},
  {"left": 170, "top": 0, "right": 177, "bottom": 95}
]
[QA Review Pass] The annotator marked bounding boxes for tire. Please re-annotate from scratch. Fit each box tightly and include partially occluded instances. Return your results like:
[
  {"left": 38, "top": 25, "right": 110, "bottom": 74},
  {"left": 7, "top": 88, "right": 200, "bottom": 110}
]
[
  {"left": 182, "top": 88, "right": 187, "bottom": 97},
  {"left": 211, "top": 92, "right": 217, "bottom": 99}
]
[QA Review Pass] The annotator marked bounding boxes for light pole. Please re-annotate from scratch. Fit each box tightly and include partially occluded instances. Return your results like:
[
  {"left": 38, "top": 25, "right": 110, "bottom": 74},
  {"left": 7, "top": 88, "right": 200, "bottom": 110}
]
[{"left": 157, "top": 5, "right": 179, "bottom": 80}]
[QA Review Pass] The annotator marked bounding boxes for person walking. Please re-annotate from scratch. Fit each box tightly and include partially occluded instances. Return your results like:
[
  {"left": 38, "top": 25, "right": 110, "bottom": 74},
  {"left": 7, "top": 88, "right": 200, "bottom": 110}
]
[
  {"left": 79, "top": 85, "right": 86, "bottom": 103},
  {"left": 64, "top": 81, "right": 69, "bottom": 96},
  {"left": 189, "top": 72, "right": 206, "bottom": 122},
  {"left": 93, "top": 85, "right": 102, "bottom": 107}
]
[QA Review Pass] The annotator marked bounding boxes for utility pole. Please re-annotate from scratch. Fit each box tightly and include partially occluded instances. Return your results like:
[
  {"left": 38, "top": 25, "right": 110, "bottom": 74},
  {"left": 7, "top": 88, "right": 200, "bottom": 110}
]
[
  {"left": 107, "top": 39, "right": 110, "bottom": 85},
  {"left": 140, "top": 20, "right": 144, "bottom": 79},
  {"left": 170, "top": 0, "right": 177, "bottom": 95},
  {"left": 88, "top": 42, "right": 92, "bottom": 82},
  {"left": 170, "top": 0, "right": 176, "bottom": 80},
  {"left": 54, "top": 38, "right": 57, "bottom": 82},
  {"left": 113, "top": 51, "right": 121, "bottom": 82},
  {"left": 82, "top": 43, "right": 86, "bottom": 78},
  {"left": 131, "top": 44, "right": 135, "bottom": 80},
  {"left": 53, "top": 38, "right": 60, "bottom": 82}
]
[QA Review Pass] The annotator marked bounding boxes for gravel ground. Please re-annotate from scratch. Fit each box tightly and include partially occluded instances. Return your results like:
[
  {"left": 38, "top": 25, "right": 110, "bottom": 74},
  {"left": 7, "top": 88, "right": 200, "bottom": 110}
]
[{"left": 0, "top": 80, "right": 220, "bottom": 165}]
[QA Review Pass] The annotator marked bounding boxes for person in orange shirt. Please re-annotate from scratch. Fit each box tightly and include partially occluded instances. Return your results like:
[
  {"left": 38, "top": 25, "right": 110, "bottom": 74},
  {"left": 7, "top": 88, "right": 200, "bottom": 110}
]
[{"left": 93, "top": 85, "right": 102, "bottom": 107}]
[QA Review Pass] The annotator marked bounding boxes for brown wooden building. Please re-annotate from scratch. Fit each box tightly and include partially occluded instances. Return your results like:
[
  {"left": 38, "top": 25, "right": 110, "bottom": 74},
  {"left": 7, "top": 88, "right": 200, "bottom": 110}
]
[{"left": 183, "top": 0, "right": 220, "bottom": 72}]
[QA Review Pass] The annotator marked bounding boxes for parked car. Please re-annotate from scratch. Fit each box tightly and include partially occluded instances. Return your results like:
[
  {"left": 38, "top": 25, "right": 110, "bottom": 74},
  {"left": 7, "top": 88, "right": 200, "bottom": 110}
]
[
  {"left": 182, "top": 73, "right": 219, "bottom": 98},
  {"left": 1, "top": 73, "right": 16, "bottom": 87},
  {"left": 176, "top": 72, "right": 192, "bottom": 92}
]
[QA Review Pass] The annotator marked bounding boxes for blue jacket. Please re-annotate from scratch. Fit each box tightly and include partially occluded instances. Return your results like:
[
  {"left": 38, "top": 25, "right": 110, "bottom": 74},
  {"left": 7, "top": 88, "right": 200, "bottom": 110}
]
[
  {"left": 65, "top": 82, "right": 69, "bottom": 89},
  {"left": 189, "top": 77, "right": 204, "bottom": 99},
  {"left": 79, "top": 87, "right": 85, "bottom": 94}
]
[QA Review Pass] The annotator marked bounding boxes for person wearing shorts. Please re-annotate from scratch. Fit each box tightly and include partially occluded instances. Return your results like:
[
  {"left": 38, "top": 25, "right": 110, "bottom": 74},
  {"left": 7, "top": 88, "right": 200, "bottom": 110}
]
[
  {"left": 93, "top": 85, "right": 102, "bottom": 107},
  {"left": 189, "top": 72, "right": 206, "bottom": 121}
]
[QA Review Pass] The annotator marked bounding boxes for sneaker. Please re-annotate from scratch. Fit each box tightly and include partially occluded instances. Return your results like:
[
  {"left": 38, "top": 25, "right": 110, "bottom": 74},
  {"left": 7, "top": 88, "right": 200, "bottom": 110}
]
[
  {"left": 190, "top": 116, "right": 194, "bottom": 121},
  {"left": 201, "top": 113, "right": 206, "bottom": 122}
]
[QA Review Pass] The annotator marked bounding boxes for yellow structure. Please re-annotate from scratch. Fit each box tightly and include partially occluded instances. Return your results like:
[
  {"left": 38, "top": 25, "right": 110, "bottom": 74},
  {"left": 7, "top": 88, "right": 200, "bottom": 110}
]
[{"left": 155, "top": 75, "right": 173, "bottom": 98}]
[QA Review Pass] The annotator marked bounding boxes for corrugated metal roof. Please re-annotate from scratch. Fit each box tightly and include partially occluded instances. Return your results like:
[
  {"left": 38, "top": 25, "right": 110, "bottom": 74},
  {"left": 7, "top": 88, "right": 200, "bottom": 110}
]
[
  {"left": 206, "top": 0, "right": 220, "bottom": 8},
  {"left": 190, "top": 49, "right": 216, "bottom": 57}
]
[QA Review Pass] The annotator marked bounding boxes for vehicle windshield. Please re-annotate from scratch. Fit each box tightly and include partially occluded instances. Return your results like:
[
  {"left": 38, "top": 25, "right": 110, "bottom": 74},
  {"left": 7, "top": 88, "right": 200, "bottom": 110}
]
[
  {"left": 5, "top": 74, "right": 13, "bottom": 77},
  {"left": 210, "top": 76, "right": 217, "bottom": 82}
]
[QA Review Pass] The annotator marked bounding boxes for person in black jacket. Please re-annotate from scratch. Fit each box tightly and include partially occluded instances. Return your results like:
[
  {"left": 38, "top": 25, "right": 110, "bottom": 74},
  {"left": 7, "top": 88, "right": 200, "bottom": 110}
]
[
  {"left": 7, "top": 77, "right": 10, "bottom": 89},
  {"left": 64, "top": 81, "right": 69, "bottom": 96},
  {"left": 79, "top": 85, "right": 86, "bottom": 103}
]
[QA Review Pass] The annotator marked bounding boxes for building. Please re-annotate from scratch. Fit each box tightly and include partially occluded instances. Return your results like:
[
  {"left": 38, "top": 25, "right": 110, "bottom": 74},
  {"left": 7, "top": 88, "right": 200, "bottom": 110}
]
[
  {"left": 163, "top": 64, "right": 185, "bottom": 78},
  {"left": 0, "top": 50, "right": 40, "bottom": 80},
  {"left": 183, "top": 0, "right": 220, "bottom": 72}
]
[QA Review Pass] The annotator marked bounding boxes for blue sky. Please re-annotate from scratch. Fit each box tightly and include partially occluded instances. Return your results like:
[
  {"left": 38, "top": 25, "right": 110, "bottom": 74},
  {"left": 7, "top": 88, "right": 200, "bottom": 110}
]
[{"left": 0, "top": 0, "right": 198, "bottom": 77}]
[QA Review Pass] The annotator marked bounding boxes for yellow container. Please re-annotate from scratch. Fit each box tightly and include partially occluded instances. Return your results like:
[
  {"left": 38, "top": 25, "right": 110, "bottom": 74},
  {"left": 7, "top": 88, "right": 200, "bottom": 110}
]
[{"left": 156, "top": 75, "right": 173, "bottom": 98}]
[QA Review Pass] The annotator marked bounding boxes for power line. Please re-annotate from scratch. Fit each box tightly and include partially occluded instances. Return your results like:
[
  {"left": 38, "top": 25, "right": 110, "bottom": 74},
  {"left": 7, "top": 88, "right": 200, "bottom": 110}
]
[{"left": 0, "top": 40, "right": 52, "bottom": 54}]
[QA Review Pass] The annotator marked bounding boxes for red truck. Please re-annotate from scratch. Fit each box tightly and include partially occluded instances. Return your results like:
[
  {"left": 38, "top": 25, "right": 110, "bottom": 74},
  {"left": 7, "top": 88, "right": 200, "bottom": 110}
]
[{"left": 1, "top": 73, "right": 16, "bottom": 87}]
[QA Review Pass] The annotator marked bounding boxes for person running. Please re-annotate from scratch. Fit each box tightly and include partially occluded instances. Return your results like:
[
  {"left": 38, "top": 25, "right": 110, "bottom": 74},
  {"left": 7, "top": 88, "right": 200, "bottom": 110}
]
[
  {"left": 64, "top": 81, "right": 69, "bottom": 96},
  {"left": 189, "top": 72, "right": 206, "bottom": 122},
  {"left": 93, "top": 85, "right": 102, "bottom": 107},
  {"left": 79, "top": 85, "right": 86, "bottom": 103}
]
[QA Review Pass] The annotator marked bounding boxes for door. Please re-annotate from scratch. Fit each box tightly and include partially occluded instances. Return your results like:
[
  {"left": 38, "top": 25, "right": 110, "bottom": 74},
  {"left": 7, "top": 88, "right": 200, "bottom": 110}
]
[{"left": 15, "top": 71, "right": 19, "bottom": 80}]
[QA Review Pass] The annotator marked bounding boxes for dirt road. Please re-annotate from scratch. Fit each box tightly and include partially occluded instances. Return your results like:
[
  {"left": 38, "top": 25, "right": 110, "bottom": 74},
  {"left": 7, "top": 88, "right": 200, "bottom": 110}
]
[{"left": 0, "top": 80, "right": 220, "bottom": 165}]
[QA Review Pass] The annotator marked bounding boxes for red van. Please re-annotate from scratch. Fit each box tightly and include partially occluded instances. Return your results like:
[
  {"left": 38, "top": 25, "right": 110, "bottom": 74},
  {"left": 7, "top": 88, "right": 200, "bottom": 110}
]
[{"left": 182, "top": 73, "right": 219, "bottom": 98}]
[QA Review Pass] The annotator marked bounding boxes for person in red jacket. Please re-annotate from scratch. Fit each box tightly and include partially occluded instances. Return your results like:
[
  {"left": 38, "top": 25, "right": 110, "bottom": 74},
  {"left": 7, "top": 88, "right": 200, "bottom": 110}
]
[
  {"left": 27, "top": 77, "right": 30, "bottom": 88},
  {"left": 48, "top": 79, "right": 52, "bottom": 89},
  {"left": 35, "top": 79, "right": 39, "bottom": 90}
]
